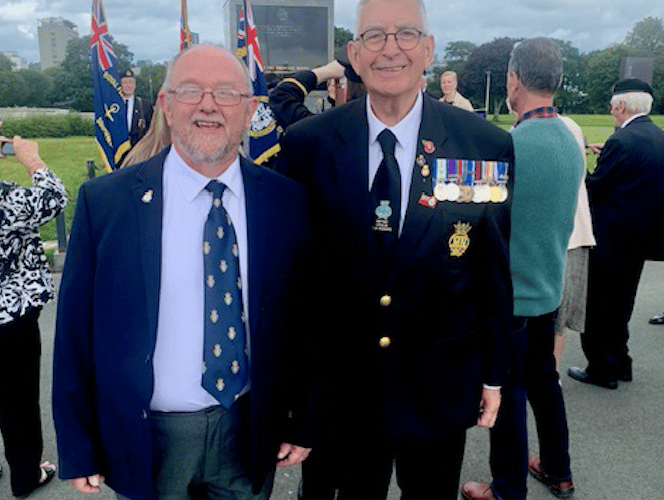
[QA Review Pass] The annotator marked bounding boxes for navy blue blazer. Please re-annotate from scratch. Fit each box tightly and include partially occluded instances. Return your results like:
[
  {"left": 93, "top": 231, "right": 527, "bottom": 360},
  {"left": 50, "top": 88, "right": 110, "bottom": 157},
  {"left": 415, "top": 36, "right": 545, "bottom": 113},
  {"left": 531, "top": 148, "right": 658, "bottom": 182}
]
[
  {"left": 128, "top": 96, "right": 154, "bottom": 146},
  {"left": 587, "top": 115, "right": 664, "bottom": 262},
  {"left": 278, "top": 94, "right": 515, "bottom": 438},
  {"left": 53, "top": 148, "right": 314, "bottom": 500}
]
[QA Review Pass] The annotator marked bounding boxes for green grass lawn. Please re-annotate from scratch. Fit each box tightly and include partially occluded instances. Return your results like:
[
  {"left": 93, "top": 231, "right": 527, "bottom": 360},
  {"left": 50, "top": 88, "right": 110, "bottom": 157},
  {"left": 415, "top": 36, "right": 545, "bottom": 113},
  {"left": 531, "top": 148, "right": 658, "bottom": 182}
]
[
  {"left": 2, "top": 115, "right": 663, "bottom": 245},
  {"left": 492, "top": 113, "right": 664, "bottom": 172},
  {"left": 0, "top": 136, "right": 105, "bottom": 244}
]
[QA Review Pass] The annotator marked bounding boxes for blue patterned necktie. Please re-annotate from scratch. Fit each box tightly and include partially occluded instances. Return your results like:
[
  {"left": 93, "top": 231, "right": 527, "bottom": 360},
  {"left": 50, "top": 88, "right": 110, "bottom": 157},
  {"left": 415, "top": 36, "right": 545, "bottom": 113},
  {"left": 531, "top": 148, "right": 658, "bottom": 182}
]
[
  {"left": 371, "top": 129, "right": 401, "bottom": 267},
  {"left": 202, "top": 180, "right": 248, "bottom": 408}
]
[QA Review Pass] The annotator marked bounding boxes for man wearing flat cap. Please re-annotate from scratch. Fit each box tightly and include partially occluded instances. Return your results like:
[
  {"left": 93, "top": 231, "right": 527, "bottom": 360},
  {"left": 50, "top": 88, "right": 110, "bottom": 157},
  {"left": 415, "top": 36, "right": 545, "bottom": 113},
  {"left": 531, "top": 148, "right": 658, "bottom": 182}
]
[
  {"left": 121, "top": 68, "right": 154, "bottom": 148},
  {"left": 569, "top": 78, "right": 664, "bottom": 389}
]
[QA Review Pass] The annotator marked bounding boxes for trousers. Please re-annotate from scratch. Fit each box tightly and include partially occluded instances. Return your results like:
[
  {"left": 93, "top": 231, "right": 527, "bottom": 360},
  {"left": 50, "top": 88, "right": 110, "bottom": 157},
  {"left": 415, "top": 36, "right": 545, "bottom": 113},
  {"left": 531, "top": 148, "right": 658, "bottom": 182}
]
[{"left": 0, "top": 308, "right": 44, "bottom": 497}]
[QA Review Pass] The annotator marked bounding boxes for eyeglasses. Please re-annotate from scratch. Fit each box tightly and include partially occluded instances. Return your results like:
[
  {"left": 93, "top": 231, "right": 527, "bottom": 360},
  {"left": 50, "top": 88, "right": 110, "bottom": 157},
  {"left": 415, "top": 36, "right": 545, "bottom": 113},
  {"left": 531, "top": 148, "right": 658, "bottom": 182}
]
[
  {"left": 167, "top": 87, "right": 252, "bottom": 106},
  {"left": 357, "top": 28, "right": 425, "bottom": 52}
]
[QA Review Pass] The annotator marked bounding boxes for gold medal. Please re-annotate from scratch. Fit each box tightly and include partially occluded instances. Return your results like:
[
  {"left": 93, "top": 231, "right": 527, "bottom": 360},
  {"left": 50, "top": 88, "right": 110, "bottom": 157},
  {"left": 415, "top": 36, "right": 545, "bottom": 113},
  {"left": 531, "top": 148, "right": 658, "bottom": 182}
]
[
  {"left": 459, "top": 185, "right": 473, "bottom": 203},
  {"left": 489, "top": 186, "right": 502, "bottom": 203},
  {"left": 421, "top": 164, "right": 430, "bottom": 177}
]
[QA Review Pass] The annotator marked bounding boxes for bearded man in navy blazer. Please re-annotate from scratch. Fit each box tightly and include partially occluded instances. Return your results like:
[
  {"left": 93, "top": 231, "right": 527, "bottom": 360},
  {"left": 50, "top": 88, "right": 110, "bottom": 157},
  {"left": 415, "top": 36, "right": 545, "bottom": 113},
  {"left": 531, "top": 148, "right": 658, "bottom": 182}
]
[
  {"left": 276, "top": 0, "right": 515, "bottom": 498},
  {"left": 53, "top": 45, "right": 314, "bottom": 500}
]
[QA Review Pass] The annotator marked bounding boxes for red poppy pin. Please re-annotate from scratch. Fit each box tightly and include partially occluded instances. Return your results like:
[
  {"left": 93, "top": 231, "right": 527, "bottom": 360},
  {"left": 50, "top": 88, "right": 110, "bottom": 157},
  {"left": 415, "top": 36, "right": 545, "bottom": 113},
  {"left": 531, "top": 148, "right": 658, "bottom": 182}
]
[{"left": 422, "top": 140, "right": 435, "bottom": 154}]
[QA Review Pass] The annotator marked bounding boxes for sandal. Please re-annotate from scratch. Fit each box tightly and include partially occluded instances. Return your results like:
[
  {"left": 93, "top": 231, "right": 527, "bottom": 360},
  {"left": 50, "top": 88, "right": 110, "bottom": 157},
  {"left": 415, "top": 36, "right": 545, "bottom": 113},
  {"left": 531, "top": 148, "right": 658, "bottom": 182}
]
[{"left": 38, "top": 461, "right": 56, "bottom": 485}]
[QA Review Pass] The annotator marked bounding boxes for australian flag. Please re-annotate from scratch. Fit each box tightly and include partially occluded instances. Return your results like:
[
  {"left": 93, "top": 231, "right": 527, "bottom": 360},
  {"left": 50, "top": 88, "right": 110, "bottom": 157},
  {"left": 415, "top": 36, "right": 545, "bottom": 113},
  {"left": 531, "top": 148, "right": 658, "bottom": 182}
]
[
  {"left": 90, "top": 0, "right": 130, "bottom": 170},
  {"left": 236, "top": 0, "right": 280, "bottom": 165}
]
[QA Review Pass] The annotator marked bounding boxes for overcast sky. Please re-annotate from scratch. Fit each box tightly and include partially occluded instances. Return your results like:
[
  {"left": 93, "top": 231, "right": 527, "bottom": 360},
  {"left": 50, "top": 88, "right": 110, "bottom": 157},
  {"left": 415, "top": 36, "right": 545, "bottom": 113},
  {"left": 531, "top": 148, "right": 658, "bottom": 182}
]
[{"left": 1, "top": 0, "right": 663, "bottom": 65}]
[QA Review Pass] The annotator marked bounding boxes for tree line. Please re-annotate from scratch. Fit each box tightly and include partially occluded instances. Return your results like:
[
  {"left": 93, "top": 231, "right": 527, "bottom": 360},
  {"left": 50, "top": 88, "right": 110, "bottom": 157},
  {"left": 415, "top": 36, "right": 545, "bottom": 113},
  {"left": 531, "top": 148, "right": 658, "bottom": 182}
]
[
  {"left": 426, "top": 17, "right": 664, "bottom": 116},
  {"left": 0, "top": 36, "right": 166, "bottom": 112},
  {"left": 1, "top": 17, "right": 662, "bottom": 115}
]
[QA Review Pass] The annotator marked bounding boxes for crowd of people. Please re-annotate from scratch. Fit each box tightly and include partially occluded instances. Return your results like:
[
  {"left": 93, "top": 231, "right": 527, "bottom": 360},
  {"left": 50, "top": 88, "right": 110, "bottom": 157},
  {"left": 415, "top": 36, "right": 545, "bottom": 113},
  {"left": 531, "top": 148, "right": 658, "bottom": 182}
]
[{"left": 1, "top": 0, "right": 663, "bottom": 499}]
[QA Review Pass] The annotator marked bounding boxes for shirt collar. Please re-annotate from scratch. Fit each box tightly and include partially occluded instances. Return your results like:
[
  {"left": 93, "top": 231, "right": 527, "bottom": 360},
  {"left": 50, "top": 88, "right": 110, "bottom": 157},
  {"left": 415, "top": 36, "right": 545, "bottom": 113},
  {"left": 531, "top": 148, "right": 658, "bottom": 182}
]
[
  {"left": 366, "top": 91, "right": 423, "bottom": 149},
  {"left": 166, "top": 147, "right": 242, "bottom": 203},
  {"left": 514, "top": 106, "right": 558, "bottom": 127},
  {"left": 621, "top": 113, "right": 646, "bottom": 128}
]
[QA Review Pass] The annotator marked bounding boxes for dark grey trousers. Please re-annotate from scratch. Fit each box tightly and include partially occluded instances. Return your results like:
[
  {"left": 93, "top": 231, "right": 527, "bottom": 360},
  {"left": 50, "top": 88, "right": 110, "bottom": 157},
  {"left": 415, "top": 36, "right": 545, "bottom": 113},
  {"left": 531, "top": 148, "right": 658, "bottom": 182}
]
[{"left": 118, "top": 397, "right": 273, "bottom": 500}]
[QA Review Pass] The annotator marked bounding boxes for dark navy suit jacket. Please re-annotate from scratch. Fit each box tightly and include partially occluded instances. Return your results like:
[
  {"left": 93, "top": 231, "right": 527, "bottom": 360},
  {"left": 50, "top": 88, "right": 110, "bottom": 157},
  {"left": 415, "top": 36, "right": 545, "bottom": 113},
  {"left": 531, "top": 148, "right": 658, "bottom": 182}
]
[
  {"left": 587, "top": 115, "right": 664, "bottom": 262},
  {"left": 277, "top": 94, "right": 515, "bottom": 439},
  {"left": 53, "top": 148, "right": 314, "bottom": 500},
  {"left": 128, "top": 96, "right": 154, "bottom": 147}
]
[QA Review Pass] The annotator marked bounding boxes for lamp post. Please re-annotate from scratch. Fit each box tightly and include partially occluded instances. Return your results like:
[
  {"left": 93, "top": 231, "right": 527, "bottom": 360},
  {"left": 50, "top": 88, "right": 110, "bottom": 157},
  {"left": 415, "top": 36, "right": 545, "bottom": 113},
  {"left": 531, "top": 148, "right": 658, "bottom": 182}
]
[{"left": 484, "top": 71, "right": 491, "bottom": 118}]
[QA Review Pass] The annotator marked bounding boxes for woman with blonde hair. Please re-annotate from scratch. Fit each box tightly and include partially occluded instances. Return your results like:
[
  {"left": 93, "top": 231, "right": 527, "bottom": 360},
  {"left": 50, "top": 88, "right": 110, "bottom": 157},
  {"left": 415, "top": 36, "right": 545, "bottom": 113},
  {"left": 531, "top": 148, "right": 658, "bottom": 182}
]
[{"left": 119, "top": 103, "right": 170, "bottom": 168}]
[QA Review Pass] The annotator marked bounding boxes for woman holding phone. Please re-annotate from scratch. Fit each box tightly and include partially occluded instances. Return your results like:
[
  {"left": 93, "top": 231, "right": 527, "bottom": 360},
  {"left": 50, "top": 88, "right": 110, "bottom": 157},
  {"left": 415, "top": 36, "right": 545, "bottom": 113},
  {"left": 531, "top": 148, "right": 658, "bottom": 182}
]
[{"left": 0, "top": 126, "right": 67, "bottom": 497}]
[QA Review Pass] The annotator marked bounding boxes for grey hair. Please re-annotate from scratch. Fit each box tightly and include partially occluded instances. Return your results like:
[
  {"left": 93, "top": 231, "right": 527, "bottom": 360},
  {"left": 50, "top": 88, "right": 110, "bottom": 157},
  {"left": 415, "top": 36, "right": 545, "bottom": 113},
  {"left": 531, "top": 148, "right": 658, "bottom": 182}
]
[
  {"left": 611, "top": 92, "right": 653, "bottom": 115},
  {"left": 508, "top": 37, "right": 563, "bottom": 95},
  {"left": 354, "top": 0, "right": 428, "bottom": 37},
  {"left": 162, "top": 43, "right": 253, "bottom": 94},
  {"left": 441, "top": 70, "right": 458, "bottom": 82}
]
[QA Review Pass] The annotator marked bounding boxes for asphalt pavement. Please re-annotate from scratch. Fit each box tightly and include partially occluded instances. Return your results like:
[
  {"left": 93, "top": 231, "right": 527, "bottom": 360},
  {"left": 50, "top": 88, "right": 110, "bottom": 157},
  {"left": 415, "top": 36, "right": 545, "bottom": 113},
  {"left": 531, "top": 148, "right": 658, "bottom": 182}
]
[{"left": 2, "top": 261, "right": 664, "bottom": 500}]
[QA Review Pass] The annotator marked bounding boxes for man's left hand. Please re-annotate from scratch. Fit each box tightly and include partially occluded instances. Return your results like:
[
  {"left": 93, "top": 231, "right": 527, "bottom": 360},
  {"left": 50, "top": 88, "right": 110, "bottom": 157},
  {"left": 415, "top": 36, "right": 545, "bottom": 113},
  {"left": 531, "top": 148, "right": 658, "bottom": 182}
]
[
  {"left": 276, "top": 443, "right": 311, "bottom": 467},
  {"left": 476, "top": 387, "right": 501, "bottom": 428}
]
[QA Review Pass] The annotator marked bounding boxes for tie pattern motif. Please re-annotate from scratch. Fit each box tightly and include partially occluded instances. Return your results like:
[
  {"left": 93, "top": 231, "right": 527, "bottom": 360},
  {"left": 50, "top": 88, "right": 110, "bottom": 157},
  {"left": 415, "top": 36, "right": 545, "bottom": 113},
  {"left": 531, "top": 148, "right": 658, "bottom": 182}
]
[
  {"left": 371, "top": 129, "right": 402, "bottom": 267},
  {"left": 202, "top": 180, "right": 248, "bottom": 408}
]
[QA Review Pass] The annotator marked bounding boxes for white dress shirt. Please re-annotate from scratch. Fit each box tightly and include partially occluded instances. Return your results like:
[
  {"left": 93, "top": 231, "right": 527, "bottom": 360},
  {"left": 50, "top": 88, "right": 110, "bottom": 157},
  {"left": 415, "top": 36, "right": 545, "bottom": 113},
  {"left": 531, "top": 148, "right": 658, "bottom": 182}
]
[
  {"left": 366, "top": 92, "right": 423, "bottom": 232},
  {"left": 125, "top": 95, "right": 135, "bottom": 132},
  {"left": 150, "top": 148, "right": 249, "bottom": 412}
]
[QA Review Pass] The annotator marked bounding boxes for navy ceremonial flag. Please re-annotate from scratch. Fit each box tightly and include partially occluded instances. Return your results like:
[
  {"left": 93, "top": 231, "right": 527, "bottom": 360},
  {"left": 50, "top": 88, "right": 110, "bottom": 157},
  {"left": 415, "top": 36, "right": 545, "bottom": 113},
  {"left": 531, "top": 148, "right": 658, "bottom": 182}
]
[
  {"left": 180, "top": 0, "right": 192, "bottom": 51},
  {"left": 90, "top": 0, "right": 129, "bottom": 171},
  {"left": 236, "top": 0, "right": 280, "bottom": 164}
]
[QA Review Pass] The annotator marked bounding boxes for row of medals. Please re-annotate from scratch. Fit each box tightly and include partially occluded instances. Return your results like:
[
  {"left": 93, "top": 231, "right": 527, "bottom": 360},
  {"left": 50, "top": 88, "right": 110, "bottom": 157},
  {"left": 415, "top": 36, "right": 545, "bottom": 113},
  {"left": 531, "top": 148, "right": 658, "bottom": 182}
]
[
  {"left": 433, "top": 182, "right": 508, "bottom": 203},
  {"left": 419, "top": 157, "right": 508, "bottom": 204}
]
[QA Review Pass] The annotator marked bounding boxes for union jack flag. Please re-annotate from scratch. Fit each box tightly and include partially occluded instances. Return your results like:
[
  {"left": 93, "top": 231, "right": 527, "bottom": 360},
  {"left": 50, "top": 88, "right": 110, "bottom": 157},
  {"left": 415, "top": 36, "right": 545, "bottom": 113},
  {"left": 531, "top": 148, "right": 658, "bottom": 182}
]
[
  {"left": 90, "top": 0, "right": 114, "bottom": 71},
  {"left": 180, "top": 0, "right": 192, "bottom": 52},
  {"left": 236, "top": 0, "right": 280, "bottom": 165},
  {"left": 90, "top": 0, "right": 130, "bottom": 170}
]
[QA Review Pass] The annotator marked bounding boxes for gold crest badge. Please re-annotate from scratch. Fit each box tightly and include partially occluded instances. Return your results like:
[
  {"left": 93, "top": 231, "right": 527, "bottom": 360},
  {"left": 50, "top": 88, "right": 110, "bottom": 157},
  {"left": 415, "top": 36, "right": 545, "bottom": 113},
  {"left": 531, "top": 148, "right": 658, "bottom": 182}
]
[{"left": 449, "top": 221, "right": 472, "bottom": 257}]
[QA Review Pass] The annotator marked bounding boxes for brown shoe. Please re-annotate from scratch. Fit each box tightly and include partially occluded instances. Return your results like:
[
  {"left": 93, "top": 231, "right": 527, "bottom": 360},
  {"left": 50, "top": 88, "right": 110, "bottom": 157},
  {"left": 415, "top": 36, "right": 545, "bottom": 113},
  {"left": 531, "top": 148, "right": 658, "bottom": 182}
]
[
  {"left": 461, "top": 481, "right": 498, "bottom": 500},
  {"left": 528, "top": 455, "right": 575, "bottom": 498}
]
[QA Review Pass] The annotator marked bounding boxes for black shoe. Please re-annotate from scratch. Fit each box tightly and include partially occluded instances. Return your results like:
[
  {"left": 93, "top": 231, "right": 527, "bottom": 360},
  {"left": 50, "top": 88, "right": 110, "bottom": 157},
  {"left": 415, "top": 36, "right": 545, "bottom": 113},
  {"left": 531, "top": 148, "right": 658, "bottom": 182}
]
[
  {"left": 649, "top": 312, "right": 664, "bottom": 325},
  {"left": 618, "top": 363, "right": 633, "bottom": 382},
  {"left": 568, "top": 366, "right": 618, "bottom": 389}
]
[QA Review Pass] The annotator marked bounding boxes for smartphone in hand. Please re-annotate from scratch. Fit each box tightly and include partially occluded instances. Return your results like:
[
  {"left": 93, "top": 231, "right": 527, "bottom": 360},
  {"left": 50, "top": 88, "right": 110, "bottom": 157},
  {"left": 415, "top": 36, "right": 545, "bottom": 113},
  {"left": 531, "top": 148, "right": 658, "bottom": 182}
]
[{"left": 0, "top": 141, "right": 14, "bottom": 156}]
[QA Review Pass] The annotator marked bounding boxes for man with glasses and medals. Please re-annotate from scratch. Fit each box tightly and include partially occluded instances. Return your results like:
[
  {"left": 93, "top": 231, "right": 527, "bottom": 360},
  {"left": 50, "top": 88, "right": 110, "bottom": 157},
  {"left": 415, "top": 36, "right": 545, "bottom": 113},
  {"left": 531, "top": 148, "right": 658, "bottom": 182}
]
[{"left": 276, "top": 0, "right": 514, "bottom": 499}]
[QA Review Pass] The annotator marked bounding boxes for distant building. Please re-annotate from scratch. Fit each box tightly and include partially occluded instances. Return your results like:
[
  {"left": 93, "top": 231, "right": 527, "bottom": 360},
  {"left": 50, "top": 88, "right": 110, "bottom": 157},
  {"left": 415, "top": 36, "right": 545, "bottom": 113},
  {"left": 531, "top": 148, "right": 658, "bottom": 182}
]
[
  {"left": 1, "top": 51, "right": 29, "bottom": 71},
  {"left": 190, "top": 32, "right": 200, "bottom": 45},
  {"left": 38, "top": 17, "right": 78, "bottom": 70}
]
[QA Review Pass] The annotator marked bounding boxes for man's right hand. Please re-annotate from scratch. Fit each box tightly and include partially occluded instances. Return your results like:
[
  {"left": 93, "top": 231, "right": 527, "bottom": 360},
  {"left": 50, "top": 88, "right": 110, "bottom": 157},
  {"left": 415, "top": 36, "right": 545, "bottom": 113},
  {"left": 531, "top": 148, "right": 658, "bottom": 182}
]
[{"left": 71, "top": 474, "right": 105, "bottom": 494}]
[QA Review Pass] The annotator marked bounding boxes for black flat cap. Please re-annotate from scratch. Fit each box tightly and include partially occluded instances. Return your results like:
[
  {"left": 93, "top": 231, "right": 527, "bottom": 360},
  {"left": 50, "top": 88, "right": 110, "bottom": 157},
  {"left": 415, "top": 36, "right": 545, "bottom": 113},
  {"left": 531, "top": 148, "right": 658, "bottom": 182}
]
[
  {"left": 120, "top": 68, "right": 135, "bottom": 79},
  {"left": 612, "top": 78, "right": 653, "bottom": 96}
]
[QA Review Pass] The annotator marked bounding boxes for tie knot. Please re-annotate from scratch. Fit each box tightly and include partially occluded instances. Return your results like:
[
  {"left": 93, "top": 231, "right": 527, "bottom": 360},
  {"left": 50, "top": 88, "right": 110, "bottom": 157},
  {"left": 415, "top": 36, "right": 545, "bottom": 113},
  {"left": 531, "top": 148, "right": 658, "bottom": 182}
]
[
  {"left": 205, "top": 180, "right": 227, "bottom": 199},
  {"left": 377, "top": 129, "right": 397, "bottom": 157}
]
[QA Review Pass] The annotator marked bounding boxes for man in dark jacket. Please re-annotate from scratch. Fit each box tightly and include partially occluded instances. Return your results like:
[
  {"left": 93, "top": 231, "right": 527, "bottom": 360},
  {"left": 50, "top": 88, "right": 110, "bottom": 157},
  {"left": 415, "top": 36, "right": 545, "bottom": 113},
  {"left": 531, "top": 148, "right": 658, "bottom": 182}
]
[{"left": 569, "top": 78, "right": 664, "bottom": 389}]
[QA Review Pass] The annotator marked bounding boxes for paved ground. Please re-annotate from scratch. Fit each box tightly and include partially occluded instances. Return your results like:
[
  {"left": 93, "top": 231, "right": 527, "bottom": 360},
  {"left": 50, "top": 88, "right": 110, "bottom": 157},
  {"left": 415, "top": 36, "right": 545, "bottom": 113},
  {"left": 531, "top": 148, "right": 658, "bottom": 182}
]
[{"left": 2, "top": 261, "right": 664, "bottom": 500}]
